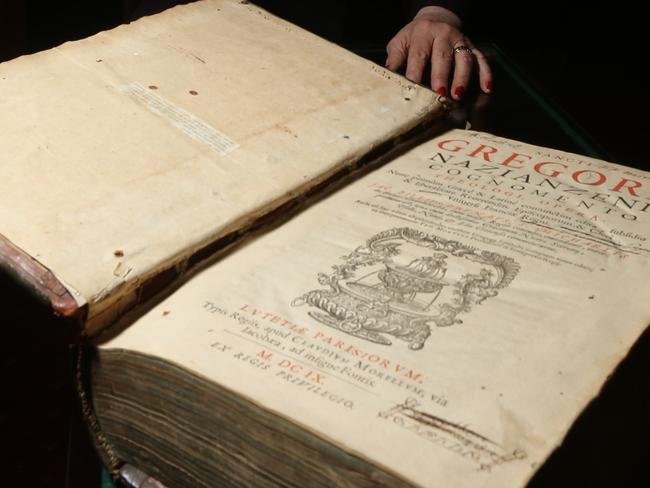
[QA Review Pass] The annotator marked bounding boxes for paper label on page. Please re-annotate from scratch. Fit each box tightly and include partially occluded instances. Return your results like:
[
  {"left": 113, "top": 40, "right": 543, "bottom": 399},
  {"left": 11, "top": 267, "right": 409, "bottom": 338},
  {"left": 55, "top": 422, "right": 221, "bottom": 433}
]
[{"left": 121, "top": 82, "right": 239, "bottom": 156}]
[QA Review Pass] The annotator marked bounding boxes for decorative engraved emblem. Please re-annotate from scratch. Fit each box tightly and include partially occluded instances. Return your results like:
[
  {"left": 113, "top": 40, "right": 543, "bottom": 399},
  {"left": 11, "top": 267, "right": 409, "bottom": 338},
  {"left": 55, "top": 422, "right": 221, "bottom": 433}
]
[{"left": 292, "top": 228, "right": 519, "bottom": 350}]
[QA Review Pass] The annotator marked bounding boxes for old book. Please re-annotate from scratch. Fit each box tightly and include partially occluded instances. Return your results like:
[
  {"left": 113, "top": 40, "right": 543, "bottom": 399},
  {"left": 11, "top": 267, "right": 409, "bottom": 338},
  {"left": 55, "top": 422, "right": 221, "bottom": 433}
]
[
  {"left": 90, "top": 129, "right": 650, "bottom": 487},
  {"left": 2, "top": 0, "right": 648, "bottom": 486},
  {"left": 0, "top": 0, "right": 442, "bottom": 336}
]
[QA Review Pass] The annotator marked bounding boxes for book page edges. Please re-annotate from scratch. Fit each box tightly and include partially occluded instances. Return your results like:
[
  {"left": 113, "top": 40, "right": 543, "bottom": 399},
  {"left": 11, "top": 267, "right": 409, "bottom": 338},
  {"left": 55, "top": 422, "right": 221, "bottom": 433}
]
[{"left": 94, "top": 348, "right": 417, "bottom": 487}]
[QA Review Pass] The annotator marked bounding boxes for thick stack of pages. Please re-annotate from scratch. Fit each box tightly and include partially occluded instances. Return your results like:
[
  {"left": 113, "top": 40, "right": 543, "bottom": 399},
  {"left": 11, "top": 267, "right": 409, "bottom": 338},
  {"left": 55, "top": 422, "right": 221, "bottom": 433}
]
[
  {"left": 93, "top": 129, "right": 650, "bottom": 487},
  {"left": 0, "top": 0, "right": 442, "bottom": 334}
]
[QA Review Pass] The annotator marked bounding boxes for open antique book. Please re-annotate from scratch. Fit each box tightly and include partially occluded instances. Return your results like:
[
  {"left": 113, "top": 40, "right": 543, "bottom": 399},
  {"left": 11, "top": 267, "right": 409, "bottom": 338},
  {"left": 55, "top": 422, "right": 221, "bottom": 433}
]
[
  {"left": 89, "top": 127, "right": 650, "bottom": 488},
  {"left": 1, "top": 1, "right": 649, "bottom": 487}
]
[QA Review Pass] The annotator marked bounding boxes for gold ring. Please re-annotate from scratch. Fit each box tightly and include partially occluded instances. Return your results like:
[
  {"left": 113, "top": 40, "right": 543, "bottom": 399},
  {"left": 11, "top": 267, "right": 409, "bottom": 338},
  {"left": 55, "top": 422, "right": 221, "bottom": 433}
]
[{"left": 453, "top": 45, "right": 473, "bottom": 55}]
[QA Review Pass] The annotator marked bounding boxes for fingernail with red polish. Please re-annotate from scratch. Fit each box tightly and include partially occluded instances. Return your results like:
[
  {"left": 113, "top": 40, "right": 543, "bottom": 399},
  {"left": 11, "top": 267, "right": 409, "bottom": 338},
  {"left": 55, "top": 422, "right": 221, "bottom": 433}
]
[
  {"left": 454, "top": 86, "right": 465, "bottom": 98},
  {"left": 436, "top": 86, "right": 447, "bottom": 96},
  {"left": 485, "top": 81, "right": 493, "bottom": 92}
]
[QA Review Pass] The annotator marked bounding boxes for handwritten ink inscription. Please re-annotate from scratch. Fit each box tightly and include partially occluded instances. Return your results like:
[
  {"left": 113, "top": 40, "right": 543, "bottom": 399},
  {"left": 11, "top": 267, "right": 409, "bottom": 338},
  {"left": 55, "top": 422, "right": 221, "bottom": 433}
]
[{"left": 378, "top": 398, "right": 526, "bottom": 472}]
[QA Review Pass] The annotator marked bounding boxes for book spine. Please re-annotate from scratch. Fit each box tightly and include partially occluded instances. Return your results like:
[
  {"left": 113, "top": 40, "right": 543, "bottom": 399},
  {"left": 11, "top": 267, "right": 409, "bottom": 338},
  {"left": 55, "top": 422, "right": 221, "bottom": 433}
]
[
  {"left": 75, "top": 344, "right": 122, "bottom": 480},
  {"left": 0, "top": 233, "right": 86, "bottom": 325}
]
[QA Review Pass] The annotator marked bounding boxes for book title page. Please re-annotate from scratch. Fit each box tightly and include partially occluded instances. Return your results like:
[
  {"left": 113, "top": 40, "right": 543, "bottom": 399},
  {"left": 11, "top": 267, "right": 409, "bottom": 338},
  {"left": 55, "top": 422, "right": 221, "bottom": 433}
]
[{"left": 100, "top": 130, "right": 650, "bottom": 487}]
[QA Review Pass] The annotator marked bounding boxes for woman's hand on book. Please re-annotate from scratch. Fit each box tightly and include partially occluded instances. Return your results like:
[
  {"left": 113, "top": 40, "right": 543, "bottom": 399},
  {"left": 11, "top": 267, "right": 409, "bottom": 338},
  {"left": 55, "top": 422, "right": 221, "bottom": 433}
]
[{"left": 385, "top": 6, "right": 492, "bottom": 100}]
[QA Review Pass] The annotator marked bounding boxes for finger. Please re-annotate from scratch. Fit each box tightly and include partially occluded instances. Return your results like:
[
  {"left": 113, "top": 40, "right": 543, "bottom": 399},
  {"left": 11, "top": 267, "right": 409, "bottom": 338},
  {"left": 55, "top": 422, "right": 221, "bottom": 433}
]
[
  {"left": 450, "top": 44, "right": 474, "bottom": 100},
  {"left": 430, "top": 36, "right": 454, "bottom": 96},
  {"left": 471, "top": 47, "right": 493, "bottom": 93},
  {"left": 385, "top": 35, "right": 407, "bottom": 72},
  {"left": 404, "top": 27, "right": 434, "bottom": 84}
]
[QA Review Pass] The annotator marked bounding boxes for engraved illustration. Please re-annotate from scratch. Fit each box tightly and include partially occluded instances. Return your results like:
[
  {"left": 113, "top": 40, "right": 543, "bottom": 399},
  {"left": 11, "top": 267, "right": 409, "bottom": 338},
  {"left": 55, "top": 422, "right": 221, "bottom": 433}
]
[{"left": 292, "top": 228, "right": 519, "bottom": 350}]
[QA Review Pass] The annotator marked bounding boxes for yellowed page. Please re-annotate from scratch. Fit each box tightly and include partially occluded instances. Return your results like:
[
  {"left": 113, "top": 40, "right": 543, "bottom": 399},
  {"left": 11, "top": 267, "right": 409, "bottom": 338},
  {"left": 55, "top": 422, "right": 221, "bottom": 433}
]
[
  {"left": 100, "top": 129, "right": 650, "bottom": 486},
  {"left": 0, "top": 0, "right": 441, "bottom": 333}
]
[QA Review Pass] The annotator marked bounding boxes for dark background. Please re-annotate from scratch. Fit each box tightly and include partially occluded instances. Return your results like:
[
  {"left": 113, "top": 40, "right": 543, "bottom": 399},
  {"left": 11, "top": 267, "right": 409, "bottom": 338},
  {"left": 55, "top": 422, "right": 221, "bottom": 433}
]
[{"left": 1, "top": 1, "right": 648, "bottom": 487}]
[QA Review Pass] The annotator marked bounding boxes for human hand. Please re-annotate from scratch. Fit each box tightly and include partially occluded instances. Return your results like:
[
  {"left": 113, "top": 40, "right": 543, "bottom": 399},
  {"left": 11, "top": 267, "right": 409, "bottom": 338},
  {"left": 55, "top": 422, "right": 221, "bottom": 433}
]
[{"left": 385, "top": 6, "right": 492, "bottom": 100}]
